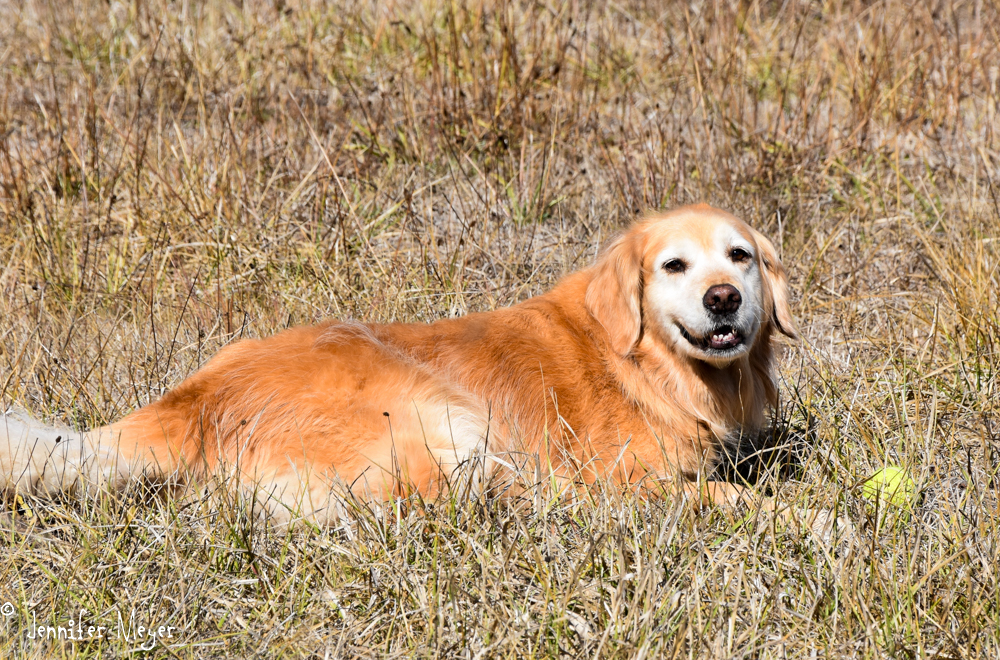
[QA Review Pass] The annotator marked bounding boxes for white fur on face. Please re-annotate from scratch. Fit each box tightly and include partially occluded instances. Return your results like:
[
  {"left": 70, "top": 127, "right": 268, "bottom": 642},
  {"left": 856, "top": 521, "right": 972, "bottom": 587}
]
[{"left": 644, "top": 219, "right": 765, "bottom": 365}]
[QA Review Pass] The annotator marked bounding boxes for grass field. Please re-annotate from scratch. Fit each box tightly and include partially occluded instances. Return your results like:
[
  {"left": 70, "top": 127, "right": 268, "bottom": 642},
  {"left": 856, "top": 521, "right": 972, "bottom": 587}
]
[{"left": 2, "top": 0, "right": 999, "bottom": 657}]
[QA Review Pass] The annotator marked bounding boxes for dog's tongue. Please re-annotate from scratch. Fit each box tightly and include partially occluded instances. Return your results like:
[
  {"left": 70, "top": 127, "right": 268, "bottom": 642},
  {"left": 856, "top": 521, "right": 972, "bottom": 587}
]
[{"left": 709, "top": 328, "right": 741, "bottom": 350}]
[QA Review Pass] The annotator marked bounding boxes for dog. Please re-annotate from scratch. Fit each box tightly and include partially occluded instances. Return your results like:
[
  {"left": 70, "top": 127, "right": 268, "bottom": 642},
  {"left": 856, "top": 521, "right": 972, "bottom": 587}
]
[{"left": 0, "top": 204, "right": 796, "bottom": 523}]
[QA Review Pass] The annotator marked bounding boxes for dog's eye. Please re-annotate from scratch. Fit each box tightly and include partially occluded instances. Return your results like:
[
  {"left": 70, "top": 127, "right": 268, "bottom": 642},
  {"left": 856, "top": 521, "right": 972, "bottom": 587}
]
[
  {"left": 662, "top": 259, "right": 687, "bottom": 274},
  {"left": 729, "top": 248, "right": 751, "bottom": 263}
]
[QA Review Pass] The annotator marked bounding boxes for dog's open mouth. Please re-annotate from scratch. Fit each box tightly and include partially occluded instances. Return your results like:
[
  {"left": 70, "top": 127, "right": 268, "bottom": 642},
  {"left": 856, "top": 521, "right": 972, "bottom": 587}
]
[{"left": 677, "top": 324, "right": 745, "bottom": 352}]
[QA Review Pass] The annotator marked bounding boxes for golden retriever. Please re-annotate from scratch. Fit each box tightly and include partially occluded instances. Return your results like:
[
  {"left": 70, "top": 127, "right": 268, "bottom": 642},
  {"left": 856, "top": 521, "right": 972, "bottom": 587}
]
[{"left": 0, "top": 204, "right": 796, "bottom": 522}]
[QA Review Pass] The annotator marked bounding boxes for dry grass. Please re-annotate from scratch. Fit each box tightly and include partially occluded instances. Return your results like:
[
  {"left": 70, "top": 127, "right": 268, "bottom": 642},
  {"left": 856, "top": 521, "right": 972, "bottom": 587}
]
[{"left": 1, "top": 0, "right": 999, "bottom": 657}]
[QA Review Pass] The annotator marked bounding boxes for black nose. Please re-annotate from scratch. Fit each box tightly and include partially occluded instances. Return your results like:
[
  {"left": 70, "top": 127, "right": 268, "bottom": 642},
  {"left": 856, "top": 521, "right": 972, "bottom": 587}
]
[{"left": 703, "top": 284, "right": 741, "bottom": 315}]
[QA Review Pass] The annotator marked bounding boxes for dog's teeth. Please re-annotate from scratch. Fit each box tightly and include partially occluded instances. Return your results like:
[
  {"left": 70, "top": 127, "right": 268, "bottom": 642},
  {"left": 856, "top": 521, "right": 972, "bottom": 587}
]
[{"left": 709, "top": 330, "right": 738, "bottom": 347}]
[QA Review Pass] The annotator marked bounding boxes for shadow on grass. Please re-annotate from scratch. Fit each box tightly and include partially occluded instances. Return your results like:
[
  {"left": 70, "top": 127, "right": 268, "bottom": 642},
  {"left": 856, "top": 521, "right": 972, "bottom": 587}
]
[{"left": 712, "top": 398, "right": 816, "bottom": 493}]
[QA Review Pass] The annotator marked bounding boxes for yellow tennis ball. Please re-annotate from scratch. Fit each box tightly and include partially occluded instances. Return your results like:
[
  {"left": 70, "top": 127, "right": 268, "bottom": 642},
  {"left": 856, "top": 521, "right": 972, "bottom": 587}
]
[{"left": 861, "top": 467, "right": 915, "bottom": 507}]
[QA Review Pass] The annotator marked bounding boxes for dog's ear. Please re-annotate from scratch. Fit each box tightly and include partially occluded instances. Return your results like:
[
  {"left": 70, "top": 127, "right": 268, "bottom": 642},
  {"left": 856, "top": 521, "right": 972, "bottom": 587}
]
[
  {"left": 586, "top": 230, "right": 643, "bottom": 355},
  {"left": 750, "top": 228, "right": 798, "bottom": 339}
]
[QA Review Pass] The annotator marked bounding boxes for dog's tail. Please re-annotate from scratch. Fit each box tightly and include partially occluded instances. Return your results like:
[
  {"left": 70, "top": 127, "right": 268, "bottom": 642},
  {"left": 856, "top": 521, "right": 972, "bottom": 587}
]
[{"left": 0, "top": 409, "right": 133, "bottom": 496}]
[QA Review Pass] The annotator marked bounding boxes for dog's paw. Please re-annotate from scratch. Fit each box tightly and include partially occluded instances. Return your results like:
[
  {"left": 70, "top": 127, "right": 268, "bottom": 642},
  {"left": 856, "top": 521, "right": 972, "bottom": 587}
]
[{"left": 790, "top": 507, "right": 855, "bottom": 544}]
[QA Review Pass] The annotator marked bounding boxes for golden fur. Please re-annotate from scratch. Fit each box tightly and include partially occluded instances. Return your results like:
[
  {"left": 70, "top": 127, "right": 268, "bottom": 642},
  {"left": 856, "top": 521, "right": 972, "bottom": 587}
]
[{"left": 1, "top": 204, "right": 796, "bottom": 522}]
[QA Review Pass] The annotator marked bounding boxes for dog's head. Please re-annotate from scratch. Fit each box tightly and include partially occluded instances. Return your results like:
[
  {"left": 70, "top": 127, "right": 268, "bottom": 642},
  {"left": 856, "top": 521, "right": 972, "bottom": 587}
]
[{"left": 585, "top": 204, "right": 797, "bottom": 365}]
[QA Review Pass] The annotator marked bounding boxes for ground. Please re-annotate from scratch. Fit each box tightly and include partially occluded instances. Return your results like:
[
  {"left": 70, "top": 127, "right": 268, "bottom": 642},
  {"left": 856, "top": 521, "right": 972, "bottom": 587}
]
[{"left": 1, "top": 0, "right": 998, "bottom": 657}]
